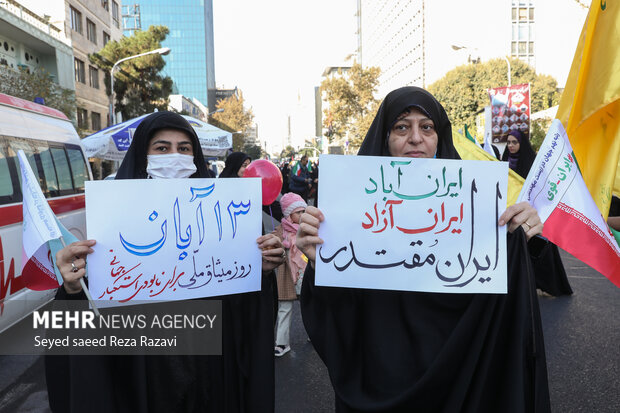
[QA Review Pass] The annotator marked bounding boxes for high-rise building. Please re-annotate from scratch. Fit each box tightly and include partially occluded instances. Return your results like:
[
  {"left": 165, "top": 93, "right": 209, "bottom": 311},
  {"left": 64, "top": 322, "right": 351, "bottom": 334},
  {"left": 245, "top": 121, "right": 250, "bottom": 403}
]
[
  {"left": 125, "top": 0, "right": 216, "bottom": 112},
  {"left": 357, "top": 0, "right": 588, "bottom": 98}
]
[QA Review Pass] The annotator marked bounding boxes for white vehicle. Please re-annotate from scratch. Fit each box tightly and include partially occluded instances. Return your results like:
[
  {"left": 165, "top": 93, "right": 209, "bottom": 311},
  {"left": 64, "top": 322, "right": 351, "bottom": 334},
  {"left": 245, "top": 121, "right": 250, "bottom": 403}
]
[{"left": 0, "top": 93, "right": 92, "bottom": 334}]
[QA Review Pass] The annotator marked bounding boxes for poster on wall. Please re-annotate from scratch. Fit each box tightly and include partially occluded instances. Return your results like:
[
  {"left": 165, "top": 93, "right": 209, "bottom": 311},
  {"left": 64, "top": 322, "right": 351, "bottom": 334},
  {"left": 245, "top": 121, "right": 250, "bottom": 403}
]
[{"left": 487, "top": 83, "right": 530, "bottom": 144}]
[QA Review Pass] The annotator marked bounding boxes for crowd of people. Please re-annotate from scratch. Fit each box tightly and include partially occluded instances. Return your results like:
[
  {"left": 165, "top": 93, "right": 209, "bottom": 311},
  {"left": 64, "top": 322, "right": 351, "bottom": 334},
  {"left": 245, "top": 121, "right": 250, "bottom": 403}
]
[{"left": 49, "top": 85, "right": 581, "bottom": 412}]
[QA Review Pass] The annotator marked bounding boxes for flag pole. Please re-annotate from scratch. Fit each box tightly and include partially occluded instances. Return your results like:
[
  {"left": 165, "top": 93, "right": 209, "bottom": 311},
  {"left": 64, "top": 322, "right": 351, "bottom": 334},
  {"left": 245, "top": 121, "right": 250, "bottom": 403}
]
[{"left": 59, "top": 237, "right": 101, "bottom": 317}]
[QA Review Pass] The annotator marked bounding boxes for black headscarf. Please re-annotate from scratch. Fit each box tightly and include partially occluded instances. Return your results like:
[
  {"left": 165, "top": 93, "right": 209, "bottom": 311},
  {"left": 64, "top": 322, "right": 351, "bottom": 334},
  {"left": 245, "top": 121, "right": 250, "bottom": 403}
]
[
  {"left": 359, "top": 86, "right": 460, "bottom": 160},
  {"left": 501, "top": 130, "right": 537, "bottom": 179},
  {"left": 219, "top": 151, "right": 251, "bottom": 178},
  {"left": 115, "top": 111, "right": 210, "bottom": 179}
]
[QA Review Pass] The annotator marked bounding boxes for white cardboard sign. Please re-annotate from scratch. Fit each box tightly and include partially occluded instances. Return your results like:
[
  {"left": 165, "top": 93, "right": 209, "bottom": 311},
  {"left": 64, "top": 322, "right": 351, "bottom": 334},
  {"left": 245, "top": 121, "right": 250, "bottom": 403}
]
[
  {"left": 316, "top": 154, "right": 508, "bottom": 294},
  {"left": 86, "top": 178, "right": 262, "bottom": 306}
]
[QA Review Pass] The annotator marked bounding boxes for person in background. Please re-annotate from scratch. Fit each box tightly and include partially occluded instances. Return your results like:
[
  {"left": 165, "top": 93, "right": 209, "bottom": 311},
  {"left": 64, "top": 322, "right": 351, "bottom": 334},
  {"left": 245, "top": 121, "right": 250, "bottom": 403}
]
[
  {"left": 289, "top": 156, "right": 312, "bottom": 201},
  {"left": 501, "top": 130, "right": 536, "bottom": 178},
  {"left": 272, "top": 192, "right": 308, "bottom": 357},
  {"left": 220, "top": 151, "right": 251, "bottom": 178},
  {"left": 49, "top": 112, "right": 284, "bottom": 412},
  {"left": 280, "top": 162, "right": 290, "bottom": 194},
  {"left": 503, "top": 130, "right": 573, "bottom": 296},
  {"left": 296, "top": 87, "right": 551, "bottom": 413}
]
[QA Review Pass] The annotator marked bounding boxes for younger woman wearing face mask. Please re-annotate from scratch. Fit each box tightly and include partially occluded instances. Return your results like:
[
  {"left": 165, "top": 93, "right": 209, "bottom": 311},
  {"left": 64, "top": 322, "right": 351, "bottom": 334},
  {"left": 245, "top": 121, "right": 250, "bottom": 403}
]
[{"left": 48, "top": 111, "right": 283, "bottom": 412}]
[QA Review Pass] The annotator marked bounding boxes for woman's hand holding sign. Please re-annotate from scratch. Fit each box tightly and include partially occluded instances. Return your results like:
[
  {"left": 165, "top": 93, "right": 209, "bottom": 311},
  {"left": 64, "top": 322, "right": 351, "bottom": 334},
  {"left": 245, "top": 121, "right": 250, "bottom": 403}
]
[{"left": 295, "top": 206, "right": 324, "bottom": 268}]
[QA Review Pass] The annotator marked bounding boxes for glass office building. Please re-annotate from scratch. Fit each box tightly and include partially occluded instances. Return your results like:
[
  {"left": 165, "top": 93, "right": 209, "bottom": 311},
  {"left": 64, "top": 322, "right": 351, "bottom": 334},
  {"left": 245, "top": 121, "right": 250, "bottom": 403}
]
[{"left": 125, "top": 0, "right": 216, "bottom": 111}]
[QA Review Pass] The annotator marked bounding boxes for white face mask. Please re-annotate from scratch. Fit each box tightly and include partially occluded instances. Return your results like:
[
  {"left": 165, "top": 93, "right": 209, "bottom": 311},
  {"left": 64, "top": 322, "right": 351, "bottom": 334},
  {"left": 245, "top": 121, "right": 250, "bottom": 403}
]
[{"left": 146, "top": 153, "right": 197, "bottom": 179}]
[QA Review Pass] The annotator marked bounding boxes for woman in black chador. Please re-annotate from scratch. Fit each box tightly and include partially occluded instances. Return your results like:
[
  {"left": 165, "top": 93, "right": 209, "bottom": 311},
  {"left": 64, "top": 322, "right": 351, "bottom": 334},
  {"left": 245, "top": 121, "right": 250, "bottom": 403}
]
[
  {"left": 296, "top": 87, "right": 551, "bottom": 412},
  {"left": 503, "top": 130, "right": 573, "bottom": 296},
  {"left": 48, "top": 111, "right": 283, "bottom": 412}
]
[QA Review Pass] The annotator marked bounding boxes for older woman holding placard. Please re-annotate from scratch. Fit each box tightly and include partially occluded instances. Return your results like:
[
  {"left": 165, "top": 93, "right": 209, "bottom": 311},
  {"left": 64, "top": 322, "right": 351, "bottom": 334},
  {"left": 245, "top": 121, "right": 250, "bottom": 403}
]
[{"left": 296, "top": 87, "right": 550, "bottom": 412}]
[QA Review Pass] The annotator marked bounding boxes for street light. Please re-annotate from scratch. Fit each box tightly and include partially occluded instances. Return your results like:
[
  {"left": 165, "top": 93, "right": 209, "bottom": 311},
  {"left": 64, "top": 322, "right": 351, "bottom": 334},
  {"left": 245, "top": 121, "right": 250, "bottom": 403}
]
[
  {"left": 503, "top": 56, "right": 512, "bottom": 87},
  {"left": 451, "top": 44, "right": 511, "bottom": 87},
  {"left": 208, "top": 108, "right": 224, "bottom": 116},
  {"left": 109, "top": 47, "right": 171, "bottom": 124}
]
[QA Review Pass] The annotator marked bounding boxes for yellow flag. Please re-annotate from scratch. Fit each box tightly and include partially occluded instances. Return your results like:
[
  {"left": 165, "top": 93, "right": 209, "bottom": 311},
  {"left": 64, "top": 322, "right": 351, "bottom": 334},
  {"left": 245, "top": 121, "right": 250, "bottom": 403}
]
[
  {"left": 452, "top": 131, "right": 524, "bottom": 206},
  {"left": 556, "top": 1, "right": 620, "bottom": 219}
]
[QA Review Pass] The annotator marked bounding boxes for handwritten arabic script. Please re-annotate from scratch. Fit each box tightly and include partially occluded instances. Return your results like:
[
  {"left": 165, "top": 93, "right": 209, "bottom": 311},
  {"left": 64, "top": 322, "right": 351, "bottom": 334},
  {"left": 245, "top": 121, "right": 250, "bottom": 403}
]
[
  {"left": 315, "top": 155, "right": 508, "bottom": 294},
  {"left": 86, "top": 178, "right": 262, "bottom": 307}
]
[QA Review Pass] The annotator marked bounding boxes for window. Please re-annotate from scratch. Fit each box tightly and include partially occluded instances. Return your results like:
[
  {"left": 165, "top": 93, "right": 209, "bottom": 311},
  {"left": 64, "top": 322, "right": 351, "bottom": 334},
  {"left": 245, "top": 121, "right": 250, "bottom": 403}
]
[
  {"left": 67, "top": 147, "right": 88, "bottom": 191},
  {"left": 0, "top": 140, "right": 15, "bottom": 200},
  {"left": 529, "top": 42, "right": 534, "bottom": 54},
  {"left": 518, "top": 8, "right": 528, "bottom": 21},
  {"left": 70, "top": 7, "right": 82, "bottom": 34},
  {"left": 529, "top": 8, "right": 534, "bottom": 20},
  {"left": 74, "top": 58, "right": 85, "bottom": 83},
  {"left": 518, "top": 42, "right": 527, "bottom": 54},
  {"left": 103, "top": 31, "right": 110, "bottom": 46},
  {"left": 511, "top": 8, "right": 517, "bottom": 20},
  {"left": 87, "top": 19, "right": 97, "bottom": 44},
  {"left": 36, "top": 145, "right": 59, "bottom": 195},
  {"left": 89, "top": 66, "right": 99, "bottom": 89},
  {"left": 511, "top": 42, "right": 517, "bottom": 54},
  {"left": 91, "top": 112, "right": 101, "bottom": 131},
  {"left": 518, "top": 24, "right": 528, "bottom": 40},
  {"left": 50, "top": 147, "right": 73, "bottom": 192},
  {"left": 112, "top": 2, "right": 120, "bottom": 28},
  {"left": 101, "top": 0, "right": 109, "bottom": 11},
  {"left": 77, "top": 108, "right": 88, "bottom": 129}
]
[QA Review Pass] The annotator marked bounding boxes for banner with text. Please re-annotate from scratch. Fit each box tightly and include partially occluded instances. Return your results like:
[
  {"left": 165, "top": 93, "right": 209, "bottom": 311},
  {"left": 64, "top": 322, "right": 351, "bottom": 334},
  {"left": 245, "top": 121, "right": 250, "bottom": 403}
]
[
  {"left": 316, "top": 155, "right": 508, "bottom": 293},
  {"left": 488, "top": 83, "right": 530, "bottom": 144},
  {"left": 86, "top": 178, "right": 262, "bottom": 307}
]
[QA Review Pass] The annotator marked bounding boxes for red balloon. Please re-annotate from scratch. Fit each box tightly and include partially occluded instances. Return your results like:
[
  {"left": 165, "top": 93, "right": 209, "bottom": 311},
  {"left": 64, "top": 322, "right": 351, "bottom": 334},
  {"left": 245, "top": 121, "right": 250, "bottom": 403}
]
[{"left": 243, "top": 159, "right": 283, "bottom": 205}]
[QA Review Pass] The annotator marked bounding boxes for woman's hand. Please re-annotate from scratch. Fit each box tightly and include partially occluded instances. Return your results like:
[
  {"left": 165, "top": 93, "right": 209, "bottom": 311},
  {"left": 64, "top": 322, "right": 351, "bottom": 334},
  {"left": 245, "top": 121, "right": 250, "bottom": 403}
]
[
  {"left": 296, "top": 206, "right": 324, "bottom": 268},
  {"left": 499, "top": 202, "right": 543, "bottom": 241},
  {"left": 55, "top": 240, "right": 96, "bottom": 294},
  {"left": 257, "top": 233, "right": 285, "bottom": 273}
]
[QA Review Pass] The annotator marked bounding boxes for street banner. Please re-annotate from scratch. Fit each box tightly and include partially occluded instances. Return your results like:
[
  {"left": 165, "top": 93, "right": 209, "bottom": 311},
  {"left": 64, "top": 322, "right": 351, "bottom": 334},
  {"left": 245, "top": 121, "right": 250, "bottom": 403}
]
[
  {"left": 86, "top": 178, "right": 262, "bottom": 307},
  {"left": 316, "top": 154, "right": 508, "bottom": 294},
  {"left": 556, "top": 1, "right": 620, "bottom": 218},
  {"left": 453, "top": 129, "right": 524, "bottom": 206},
  {"left": 518, "top": 120, "right": 620, "bottom": 287},
  {"left": 18, "top": 150, "right": 61, "bottom": 290},
  {"left": 488, "top": 83, "right": 530, "bottom": 144}
]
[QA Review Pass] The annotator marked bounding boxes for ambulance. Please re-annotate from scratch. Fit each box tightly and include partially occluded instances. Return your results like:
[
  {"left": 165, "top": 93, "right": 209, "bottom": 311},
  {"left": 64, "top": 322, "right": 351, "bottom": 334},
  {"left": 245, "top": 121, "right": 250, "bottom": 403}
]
[{"left": 0, "top": 93, "right": 92, "bottom": 334}]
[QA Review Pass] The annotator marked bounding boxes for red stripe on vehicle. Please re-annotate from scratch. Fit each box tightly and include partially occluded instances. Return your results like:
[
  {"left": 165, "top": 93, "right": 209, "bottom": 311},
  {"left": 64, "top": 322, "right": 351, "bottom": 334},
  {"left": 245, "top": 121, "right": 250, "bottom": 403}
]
[{"left": 0, "top": 195, "right": 85, "bottom": 227}]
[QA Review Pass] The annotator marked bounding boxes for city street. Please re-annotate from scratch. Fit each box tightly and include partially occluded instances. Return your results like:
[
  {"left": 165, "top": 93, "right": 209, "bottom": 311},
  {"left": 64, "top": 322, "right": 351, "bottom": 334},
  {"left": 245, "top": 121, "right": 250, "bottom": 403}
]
[{"left": 0, "top": 250, "right": 618, "bottom": 412}]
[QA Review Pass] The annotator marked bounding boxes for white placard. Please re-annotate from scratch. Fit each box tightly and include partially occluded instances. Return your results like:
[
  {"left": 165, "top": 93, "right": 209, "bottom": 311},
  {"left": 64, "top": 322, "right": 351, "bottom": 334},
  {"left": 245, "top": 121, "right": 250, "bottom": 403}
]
[
  {"left": 316, "top": 154, "right": 508, "bottom": 294},
  {"left": 86, "top": 178, "right": 262, "bottom": 307}
]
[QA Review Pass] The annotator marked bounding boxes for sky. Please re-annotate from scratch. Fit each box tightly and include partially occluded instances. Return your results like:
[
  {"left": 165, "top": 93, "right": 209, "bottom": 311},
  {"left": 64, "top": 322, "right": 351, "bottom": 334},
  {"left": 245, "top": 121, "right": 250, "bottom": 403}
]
[{"left": 212, "top": 0, "right": 357, "bottom": 153}]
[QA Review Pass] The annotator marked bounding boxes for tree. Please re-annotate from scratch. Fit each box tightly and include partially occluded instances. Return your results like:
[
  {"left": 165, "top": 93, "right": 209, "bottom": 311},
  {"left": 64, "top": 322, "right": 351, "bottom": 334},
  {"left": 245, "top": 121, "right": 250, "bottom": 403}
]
[
  {"left": 321, "top": 63, "right": 381, "bottom": 149},
  {"left": 89, "top": 25, "right": 173, "bottom": 121},
  {"left": 427, "top": 58, "right": 560, "bottom": 135},
  {"left": 243, "top": 143, "right": 263, "bottom": 160},
  {"left": 210, "top": 91, "right": 254, "bottom": 151},
  {"left": 0, "top": 66, "right": 76, "bottom": 122},
  {"left": 279, "top": 145, "right": 296, "bottom": 160}
]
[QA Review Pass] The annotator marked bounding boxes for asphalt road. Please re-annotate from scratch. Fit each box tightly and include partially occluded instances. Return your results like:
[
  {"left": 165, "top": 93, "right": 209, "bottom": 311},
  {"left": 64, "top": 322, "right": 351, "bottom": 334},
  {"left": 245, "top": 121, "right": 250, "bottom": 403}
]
[{"left": 0, "top": 250, "right": 618, "bottom": 412}]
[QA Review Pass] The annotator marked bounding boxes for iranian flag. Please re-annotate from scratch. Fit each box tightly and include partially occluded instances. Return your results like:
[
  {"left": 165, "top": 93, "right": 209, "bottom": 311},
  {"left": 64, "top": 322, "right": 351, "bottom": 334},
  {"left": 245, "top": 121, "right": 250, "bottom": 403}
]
[
  {"left": 18, "top": 150, "right": 64, "bottom": 290},
  {"left": 291, "top": 160, "right": 312, "bottom": 176},
  {"left": 518, "top": 120, "right": 620, "bottom": 287}
]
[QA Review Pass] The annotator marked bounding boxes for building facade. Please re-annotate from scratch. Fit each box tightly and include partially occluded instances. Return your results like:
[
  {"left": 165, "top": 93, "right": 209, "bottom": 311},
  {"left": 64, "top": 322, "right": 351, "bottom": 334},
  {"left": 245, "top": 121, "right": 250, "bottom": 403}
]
[
  {"left": 168, "top": 94, "right": 205, "bottom": 120},
  {"left": 357, "top": 0, "right": 589, "bottom": 98},
  {"left": 125, "top": 0, "right": 216, "bottom": 112},
  {"left": 0, "top": 0, "right": 74, "bottom": 91},
  {"left": 20, "top": 0, "right": 124, "bottom": 134}
]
